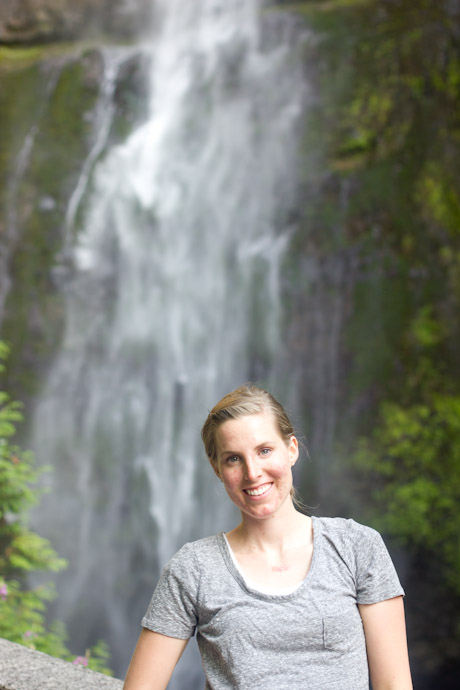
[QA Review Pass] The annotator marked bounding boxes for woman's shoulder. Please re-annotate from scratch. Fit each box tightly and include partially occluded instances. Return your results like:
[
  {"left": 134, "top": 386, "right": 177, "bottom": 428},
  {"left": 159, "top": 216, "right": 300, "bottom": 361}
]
[
  {"left": 315, "top": 515, "right": 379, "bottom": 534},
  {"left": 166, "top": 533, "right": 224, "bottom": 570},
  {"left": 313, "top": 516, "right": 404, "bottom": 602},
  {"left": 314, "top": 515, "right": 384, "bottom": 551}
]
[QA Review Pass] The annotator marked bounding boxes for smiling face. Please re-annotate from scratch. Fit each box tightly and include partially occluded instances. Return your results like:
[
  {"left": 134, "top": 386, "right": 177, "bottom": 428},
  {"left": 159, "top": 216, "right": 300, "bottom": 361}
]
[{"left": 213, "top": 411, "right": 299, "bottom": 522}]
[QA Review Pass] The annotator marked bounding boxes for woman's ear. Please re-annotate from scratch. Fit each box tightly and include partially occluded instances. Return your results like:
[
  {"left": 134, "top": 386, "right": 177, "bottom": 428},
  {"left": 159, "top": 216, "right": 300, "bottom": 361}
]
[
  {"left": 209, "top": 457, "right": 222, "bottom": 480},
  {"left": 289, "top": 436, "right": 299, "bottom": 466}
]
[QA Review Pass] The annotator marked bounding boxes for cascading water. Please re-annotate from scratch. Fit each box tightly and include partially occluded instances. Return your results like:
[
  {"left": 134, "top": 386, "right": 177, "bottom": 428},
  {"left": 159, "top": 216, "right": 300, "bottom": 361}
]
[{"left": 29, "top": 0, "right": 309, "bottom": 683}]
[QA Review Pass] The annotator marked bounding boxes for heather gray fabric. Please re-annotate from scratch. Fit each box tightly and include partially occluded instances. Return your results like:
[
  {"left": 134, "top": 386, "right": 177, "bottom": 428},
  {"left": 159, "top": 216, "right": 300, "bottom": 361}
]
[{"left": 142, "top": 517, "right": 404, "bottom": 689}]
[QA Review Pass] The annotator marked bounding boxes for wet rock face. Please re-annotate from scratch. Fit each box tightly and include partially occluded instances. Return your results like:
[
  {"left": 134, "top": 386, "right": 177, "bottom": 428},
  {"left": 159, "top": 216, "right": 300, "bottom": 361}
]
[{"left": 0, "top": 0, "right": 150, "bottom": 44}]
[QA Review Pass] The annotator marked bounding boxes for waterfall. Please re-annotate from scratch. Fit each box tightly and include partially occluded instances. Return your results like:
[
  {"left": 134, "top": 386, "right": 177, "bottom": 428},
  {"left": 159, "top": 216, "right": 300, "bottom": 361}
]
[{"left": 29, "top": 0, "right": 308, "bottom": 682}]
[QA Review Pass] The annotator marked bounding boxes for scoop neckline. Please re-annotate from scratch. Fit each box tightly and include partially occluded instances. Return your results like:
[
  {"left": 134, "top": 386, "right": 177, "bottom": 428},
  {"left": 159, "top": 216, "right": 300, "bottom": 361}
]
[{"left": 217, "top": 515, "right": 320, "bottom": 601}]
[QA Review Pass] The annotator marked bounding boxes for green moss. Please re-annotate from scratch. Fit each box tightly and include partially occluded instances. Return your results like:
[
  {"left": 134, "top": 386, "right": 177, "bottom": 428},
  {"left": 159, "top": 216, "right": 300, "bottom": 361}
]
[
  {"left": 0, "top": 46, "right": 45, "bottom": 67},
  {"left": 0, "top": 51, "right": 101, "bottom": 402},
  {"left": 0, "top": 63, "right": 43, "bottom": 198},
  {"left": 269, "top": 0, "right": 373, "bottom": 15},
  {"left": 346, "top": 273, "right": 412, "bottom": 393}
]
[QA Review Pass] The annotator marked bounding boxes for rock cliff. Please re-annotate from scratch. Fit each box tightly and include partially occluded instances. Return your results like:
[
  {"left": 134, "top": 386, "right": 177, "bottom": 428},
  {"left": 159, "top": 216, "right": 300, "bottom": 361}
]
[{"left": 0, "top": 0, "right": 149, "bottom": 44}]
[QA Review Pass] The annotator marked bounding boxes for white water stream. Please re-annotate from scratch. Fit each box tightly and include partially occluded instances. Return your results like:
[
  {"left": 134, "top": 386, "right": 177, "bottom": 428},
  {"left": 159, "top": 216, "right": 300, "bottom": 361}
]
[{"left": 30, "top": 0, "right": 308, "bottom": 683}]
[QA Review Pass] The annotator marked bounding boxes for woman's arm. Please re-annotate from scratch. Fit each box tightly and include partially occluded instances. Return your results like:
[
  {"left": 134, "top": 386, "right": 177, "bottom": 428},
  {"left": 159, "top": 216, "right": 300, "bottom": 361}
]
[
  {"left": 123, "top": 628, "right": 189, "bottom": 690},
  {"left": 358, "top": 596, "right": 413, "bottom": 690}
]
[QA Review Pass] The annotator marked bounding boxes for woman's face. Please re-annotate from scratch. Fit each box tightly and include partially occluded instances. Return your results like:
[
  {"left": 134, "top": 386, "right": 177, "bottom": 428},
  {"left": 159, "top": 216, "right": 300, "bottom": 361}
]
[{"left": 213, "top": 411, "right": 299, "bottom": 522}]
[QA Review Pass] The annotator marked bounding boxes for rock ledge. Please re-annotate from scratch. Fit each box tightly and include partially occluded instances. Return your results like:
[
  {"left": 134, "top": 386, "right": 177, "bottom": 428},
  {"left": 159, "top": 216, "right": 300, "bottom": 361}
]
[
  {"left": 0, "top": 0, "right": 149, "bottom": 44},
  {"left": 0, "top": 638, "right": 124, "bottom": 690}
]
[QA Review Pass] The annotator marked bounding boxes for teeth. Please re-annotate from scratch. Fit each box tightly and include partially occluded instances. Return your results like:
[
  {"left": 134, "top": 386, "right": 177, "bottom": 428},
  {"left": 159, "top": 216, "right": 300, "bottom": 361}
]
[{"left": 245, "top": 484, "right": 271, "bottom": 496}]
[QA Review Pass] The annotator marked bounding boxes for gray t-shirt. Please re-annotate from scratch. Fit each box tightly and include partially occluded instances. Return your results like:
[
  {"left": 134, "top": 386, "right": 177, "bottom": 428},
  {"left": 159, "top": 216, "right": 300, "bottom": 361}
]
[{"left": 142, "top": 516, "right": 404, "bottom": 689}]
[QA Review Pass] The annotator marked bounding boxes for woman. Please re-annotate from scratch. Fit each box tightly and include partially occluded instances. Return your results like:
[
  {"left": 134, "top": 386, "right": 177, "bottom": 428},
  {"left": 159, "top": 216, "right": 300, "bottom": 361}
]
[{"left": 124, "top": 385, "right": 413, "bottom": 689}]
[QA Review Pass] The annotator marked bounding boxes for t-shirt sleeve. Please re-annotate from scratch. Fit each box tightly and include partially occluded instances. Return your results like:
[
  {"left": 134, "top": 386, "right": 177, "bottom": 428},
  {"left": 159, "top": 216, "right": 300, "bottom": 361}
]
[
  {"left": 141, "top": 542, "right": 199, "bottom": 639},
  {"left": 349, "top": 520, "right": 405, "bottom": 605}
]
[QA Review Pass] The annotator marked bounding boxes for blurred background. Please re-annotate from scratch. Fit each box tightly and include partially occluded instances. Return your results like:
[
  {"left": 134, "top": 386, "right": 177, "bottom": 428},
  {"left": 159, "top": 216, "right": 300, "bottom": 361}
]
[{"left": 0, "top": 0, "right": 459, "bottom": 687}]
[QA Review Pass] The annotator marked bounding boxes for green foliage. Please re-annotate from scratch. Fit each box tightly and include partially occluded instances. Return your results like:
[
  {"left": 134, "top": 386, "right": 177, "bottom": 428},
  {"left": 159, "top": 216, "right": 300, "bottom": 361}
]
[
  {"left": 353, "top": 393, "right": 460, "bottom": 594},
  {"left": 0, "top": 579, "right": 70, "bottom": 659},
  {"left": 409, "top": 306, "right": 445, "bottom": 349},
  {"left": 84, "top": 640, "right": 113, "bottom": 675},
  {"left": 0, "top": 342, "right": 113, "bottom": 675},
  {"left": 299, "top": 3, "right": 460, "bottom": 673},
  {"left": 417, "top": 163, "right": 460, "bottom": 237},
  {"left": 0, "top": 347, "right": 67, "bottom": 577}
]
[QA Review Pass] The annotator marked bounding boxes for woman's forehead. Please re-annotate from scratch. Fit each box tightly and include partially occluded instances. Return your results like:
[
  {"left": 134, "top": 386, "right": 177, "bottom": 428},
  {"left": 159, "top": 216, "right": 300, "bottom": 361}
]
[{"left": 215, "top": 411, "right": 280, "bottom": 449}]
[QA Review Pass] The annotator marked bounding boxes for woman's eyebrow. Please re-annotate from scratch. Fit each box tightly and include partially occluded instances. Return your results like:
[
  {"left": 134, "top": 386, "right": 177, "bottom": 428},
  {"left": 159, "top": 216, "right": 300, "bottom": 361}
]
[
  {"left": 256, "top": 440, "right": 275, "bottom": 448},
  {"left": 220, "top": 441, "right": 274, "bottom": 456}
]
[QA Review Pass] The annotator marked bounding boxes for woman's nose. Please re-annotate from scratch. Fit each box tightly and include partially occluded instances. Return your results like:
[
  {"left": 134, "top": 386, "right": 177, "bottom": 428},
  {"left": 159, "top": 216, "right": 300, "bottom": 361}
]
[{"left": 244, "top": 457, "right": 262, "bottom": 480}]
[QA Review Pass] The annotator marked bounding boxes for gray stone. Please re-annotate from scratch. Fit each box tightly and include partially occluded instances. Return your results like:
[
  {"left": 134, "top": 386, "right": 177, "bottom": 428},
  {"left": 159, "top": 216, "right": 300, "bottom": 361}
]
[
  {"left": 0, "top": 0, "right": 150, "bottom": 44},
  {"left": 0, "top": 638, "right": 124, "bottom": 690}
]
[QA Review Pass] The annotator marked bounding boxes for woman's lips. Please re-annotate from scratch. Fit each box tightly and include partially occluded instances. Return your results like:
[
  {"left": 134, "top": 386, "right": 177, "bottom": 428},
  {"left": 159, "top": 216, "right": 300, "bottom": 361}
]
[{"left": 243, "top": 482, "right": 273, "bottom": 497}]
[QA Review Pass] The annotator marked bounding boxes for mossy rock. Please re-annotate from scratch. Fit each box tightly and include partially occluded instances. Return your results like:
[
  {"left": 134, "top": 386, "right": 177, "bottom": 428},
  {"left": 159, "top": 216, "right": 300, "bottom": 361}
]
[{"left": 0, "top": 48, "right": 101, "bottom": 403}]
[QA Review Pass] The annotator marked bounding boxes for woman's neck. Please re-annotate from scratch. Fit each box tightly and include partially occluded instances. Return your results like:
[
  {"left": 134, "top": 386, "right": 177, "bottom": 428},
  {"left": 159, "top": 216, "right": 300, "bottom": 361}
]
[{"left": 230, "top": 501, "right": 311, "bottom": 554}]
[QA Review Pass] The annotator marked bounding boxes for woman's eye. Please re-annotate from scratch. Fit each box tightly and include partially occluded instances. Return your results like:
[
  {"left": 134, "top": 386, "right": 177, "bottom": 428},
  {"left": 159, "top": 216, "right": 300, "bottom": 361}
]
[
  {"left": 260, "top": 448, "right": 271, "bottom": 456},
  {"left": 226, "top": 455, "right": 239, "bottom": 464}
]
